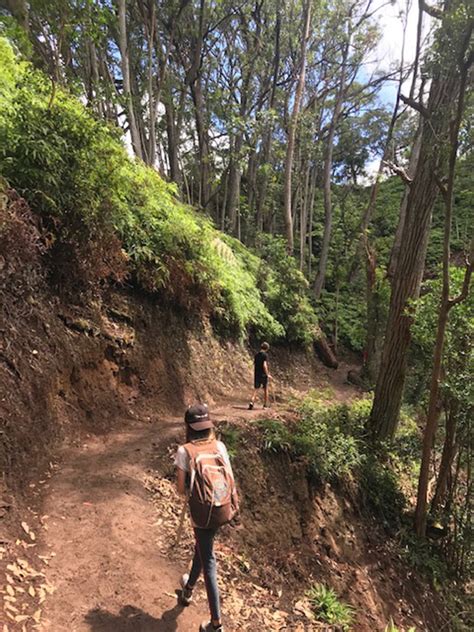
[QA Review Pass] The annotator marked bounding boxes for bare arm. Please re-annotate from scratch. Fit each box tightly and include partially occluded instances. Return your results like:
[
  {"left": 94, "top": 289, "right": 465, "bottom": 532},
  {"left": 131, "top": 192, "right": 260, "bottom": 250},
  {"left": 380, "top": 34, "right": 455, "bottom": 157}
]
[
  {"left": 263, "top": 360, "right": 271, "bottom": 378},
  {"left": 176, "top": 467, "right": 187, "bottom": 496}
]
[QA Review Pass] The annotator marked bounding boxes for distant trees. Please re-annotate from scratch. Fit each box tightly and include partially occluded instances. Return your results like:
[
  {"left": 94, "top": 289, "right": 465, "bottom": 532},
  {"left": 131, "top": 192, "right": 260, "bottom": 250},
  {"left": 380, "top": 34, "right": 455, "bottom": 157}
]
[{"left": 0, "top": 0, "right": 390, "bottom": 271}]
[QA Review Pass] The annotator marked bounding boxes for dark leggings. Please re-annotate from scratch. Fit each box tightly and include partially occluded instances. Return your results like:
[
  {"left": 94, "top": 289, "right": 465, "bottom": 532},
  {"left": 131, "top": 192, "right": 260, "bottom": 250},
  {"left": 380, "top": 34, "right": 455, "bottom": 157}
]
[{"left": 188, "top": 527, "right": 220, "bottom": 621}]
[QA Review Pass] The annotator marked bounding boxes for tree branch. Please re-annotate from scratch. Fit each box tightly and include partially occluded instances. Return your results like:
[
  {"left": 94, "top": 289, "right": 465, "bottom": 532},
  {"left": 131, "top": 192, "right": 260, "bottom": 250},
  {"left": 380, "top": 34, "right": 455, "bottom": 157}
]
[
  {"left": 420, "top": 1, "right": 444, "bottom": 19},
  {"left": 400, "top": 93, "right": 431, "bottom": 118},
  {"left": 448, "top": 238, "right": 474, "bottom": 309},
  {"left": 383, "top": 160, "right": 413, "bottom": 185}
]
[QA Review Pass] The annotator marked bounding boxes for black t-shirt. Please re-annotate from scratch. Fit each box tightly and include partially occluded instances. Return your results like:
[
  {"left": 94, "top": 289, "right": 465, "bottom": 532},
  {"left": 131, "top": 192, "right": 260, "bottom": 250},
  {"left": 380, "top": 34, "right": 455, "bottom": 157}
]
[{"left": 254, "top": 351, "right": 268, "bottom": 378}]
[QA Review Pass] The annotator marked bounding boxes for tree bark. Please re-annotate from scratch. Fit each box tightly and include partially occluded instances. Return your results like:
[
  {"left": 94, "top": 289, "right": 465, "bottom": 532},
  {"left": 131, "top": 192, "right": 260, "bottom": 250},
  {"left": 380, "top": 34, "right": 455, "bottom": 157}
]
[
  {"left": 117, "top": 0, "right": 144, "bottom": 161},
  {"left": 370, "top": 12, "right": 473, "bottom": 443},
  {"left": 282, "top": 0, "right": 311, "bottom": 254},
  {"left": 165, "top": 93, "right": 181, "bottom": 185},
  {"left": 314, "top": 33, "right": 350, "bottom": 300},
  {"left": 431, "top": 401, "right": 458, "bottom": 515},
  {"left": 414, "top": 22, "right": 472, "bottom": 535}
]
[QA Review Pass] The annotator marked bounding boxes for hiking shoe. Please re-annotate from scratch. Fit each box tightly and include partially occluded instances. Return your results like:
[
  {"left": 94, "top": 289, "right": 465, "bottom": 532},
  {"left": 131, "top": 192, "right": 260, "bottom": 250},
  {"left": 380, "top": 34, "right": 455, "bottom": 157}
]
[
  {"left": 199, "top": 623, "right": 224, "bottom": 632},
  {"left": 248, "top": 402, "right": 254, "bottom": 410},
  {"left": 179, "top": 573, "right": 193, "bottom": 606}
]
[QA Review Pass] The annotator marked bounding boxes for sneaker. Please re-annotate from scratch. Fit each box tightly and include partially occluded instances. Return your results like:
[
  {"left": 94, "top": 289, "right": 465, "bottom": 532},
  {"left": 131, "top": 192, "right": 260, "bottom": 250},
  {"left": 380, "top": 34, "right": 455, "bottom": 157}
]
[
  {"left": 199, "top": 623, "right": 224, "bottom": 632},
  {"left": 248, "top": 402, "right": 254, "bottom": 410},
  {"left": 179, "top": 573, "right": 193, "bottom": 606}
]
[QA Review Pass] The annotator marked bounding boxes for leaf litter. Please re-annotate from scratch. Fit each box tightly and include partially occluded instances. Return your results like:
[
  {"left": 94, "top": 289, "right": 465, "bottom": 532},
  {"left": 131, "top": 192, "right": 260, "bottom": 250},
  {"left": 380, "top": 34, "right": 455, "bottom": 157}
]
[{"left": 143, "top": 471, "right": 314, "bottom": 630}]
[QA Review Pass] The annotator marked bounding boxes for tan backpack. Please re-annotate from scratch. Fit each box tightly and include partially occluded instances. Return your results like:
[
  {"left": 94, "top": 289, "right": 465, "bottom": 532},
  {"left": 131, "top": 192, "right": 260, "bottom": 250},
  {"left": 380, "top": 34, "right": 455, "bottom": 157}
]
[{"left": 184, "top": 439, "right": 238, "bottom": 529}]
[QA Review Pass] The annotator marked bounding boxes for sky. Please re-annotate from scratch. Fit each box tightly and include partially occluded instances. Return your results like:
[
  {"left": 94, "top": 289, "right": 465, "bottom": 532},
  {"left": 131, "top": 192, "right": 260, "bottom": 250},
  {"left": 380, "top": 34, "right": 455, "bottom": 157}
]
[{"left": 369, "top": 0, "right": 431, "bottom": 106}]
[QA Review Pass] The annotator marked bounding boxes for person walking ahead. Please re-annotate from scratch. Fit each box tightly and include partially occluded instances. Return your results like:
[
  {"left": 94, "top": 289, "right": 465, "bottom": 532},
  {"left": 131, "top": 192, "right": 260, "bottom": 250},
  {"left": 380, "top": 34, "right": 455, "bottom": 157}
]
[
  {"left": 175, "top": 403, "right": 238, "bottom": 632},
  {"left": 248, "top": 341, "right": 271, "bottom": 410}
]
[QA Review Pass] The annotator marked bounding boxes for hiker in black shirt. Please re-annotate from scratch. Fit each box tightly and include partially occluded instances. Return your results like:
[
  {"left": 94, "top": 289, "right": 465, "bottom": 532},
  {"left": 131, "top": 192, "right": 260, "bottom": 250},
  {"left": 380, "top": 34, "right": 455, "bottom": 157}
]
[{"left": 248, "top": 342, "right": 271, "bottom": 410}]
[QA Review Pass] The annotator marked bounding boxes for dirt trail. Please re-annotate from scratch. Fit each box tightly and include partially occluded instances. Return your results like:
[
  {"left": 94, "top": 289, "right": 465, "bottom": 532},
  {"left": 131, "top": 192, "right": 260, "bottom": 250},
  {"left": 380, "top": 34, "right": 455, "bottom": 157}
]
[{"left": 37, "top": 400, "right": 274, "bottom": 632}]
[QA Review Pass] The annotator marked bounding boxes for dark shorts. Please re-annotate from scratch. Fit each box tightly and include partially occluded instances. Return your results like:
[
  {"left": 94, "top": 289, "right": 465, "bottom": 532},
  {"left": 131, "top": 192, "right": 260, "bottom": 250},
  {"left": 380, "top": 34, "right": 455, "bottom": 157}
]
[{"left": 254, "top": 374, "right": 268, "bottom": 389}]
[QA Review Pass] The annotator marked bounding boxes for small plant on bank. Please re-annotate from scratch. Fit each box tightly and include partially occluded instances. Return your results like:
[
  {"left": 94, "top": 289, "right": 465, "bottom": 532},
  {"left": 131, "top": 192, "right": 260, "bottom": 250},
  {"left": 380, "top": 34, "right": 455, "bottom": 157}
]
[
  {"left": 307, "top": 583, "right": 355, "bottom": 630},
  {"left": 384, "top": 618, "right": 416, "bottom": 632},
  {"left": 217, "top": 424, "right": 241, "bottom": 460}
]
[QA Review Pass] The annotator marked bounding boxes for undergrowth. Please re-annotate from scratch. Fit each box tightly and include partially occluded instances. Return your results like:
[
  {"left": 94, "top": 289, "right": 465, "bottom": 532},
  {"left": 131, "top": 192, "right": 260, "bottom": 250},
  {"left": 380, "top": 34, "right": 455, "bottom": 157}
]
[
  {"left": 307, "top": 583, "right": 355, "bottom": 630},
  {"left": 259, "top": 395, "right": 406, "bottom": 530},
  {"left": 0, "top": 37, "right": 316, "bottom": 344}
]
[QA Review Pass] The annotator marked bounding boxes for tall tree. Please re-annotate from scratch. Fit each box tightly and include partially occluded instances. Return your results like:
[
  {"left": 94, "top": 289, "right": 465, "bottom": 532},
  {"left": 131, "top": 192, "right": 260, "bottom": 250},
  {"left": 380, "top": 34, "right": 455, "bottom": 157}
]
[
  {"left": 282, "top": 0, "right": 311, "bottom": 253},
  {"left": 368, "top": 0, "right": 473, "bottom": 441}
]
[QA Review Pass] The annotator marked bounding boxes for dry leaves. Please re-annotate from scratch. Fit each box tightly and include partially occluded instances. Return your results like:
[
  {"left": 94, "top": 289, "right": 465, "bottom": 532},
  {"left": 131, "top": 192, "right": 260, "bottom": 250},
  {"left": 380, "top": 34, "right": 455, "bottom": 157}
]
[
  {"left": 2, "top": 520, "right": 56, "bottom": 630},
  {"left": 144, "top": 471, "right": 310, "bottom": 631}
]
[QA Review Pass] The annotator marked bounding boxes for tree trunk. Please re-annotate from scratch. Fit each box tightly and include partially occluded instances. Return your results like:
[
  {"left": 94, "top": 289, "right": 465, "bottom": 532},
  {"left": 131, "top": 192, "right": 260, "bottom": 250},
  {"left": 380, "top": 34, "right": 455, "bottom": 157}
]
[
  {"left": 117, "top": 0, "right": 144, "bottom": 161},
  {"left": 226, "top": 133, "right": 244, "bottom": 234},
  {"left": 387, "top": 124, "right": 423, "bottom": 280},
  {"left": 361, "top": 241, "right": 379, "bottom": 384},
  {"left": 282, "top": 0, "right": 311, "bottom": 253},
  {"left": 191, "top": 80, "right": 211, "bottom": 207},
  {"left": 255, "top": 7, "right": 281, "bottom": 232},
  {"left": 414, "top": 19, "right": 472, "bottom": 535},
  {"left": 431, "top": 401, "right": 458, "bottom": 515},
  {"left": 368, "top": 22, "right": 470, "bottom": 441},
  {"left": 165, "top": 95, "right": 181, "bottom": 185}
]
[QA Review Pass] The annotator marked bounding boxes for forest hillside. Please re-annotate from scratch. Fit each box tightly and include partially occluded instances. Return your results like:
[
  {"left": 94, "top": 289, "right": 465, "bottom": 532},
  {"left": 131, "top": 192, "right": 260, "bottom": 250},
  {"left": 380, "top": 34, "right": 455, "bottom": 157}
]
[{"left": 0, "top": 1, "right": 473, "bottom": 631}]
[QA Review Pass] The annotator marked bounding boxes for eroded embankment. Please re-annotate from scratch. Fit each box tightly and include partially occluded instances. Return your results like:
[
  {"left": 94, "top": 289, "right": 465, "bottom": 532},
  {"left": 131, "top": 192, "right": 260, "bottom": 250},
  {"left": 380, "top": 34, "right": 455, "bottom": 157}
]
[{"left": 148, "top": 418, "right": 448, "bottom": 632}]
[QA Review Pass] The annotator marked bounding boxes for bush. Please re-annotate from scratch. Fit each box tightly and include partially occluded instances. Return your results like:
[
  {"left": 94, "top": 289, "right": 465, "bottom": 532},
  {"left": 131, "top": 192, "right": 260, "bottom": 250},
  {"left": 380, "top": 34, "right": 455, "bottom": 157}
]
[
  {"left": 260, "top": 397, "right": 370, "bottom": 481},
  {"left": 359, "top": 455, "right": 406, "bottom": 532},
  {"left": 257, "top": 234, "right": 319, "bottom": 346},
  {"left": 307, "top": 583, "right": 355, "bottom": 630}
]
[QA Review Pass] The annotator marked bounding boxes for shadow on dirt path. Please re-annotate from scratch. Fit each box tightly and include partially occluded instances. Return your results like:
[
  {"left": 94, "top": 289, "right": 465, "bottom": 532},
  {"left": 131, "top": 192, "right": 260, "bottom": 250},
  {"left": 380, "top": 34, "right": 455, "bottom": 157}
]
[{"left": 84, "top": 603, "right": 185, "bottom": 631}]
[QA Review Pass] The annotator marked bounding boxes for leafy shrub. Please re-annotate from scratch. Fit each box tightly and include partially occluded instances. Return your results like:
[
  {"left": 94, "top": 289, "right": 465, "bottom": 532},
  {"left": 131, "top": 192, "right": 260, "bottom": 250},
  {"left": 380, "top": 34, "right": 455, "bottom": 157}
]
[
  {"left": 259, "top": 418, "right": 293, "bottom": 453},
  {"left": 307, "top": 583, "right": 355, "bottom": 630},
  {"left": 260, "top": 398, "right": 367, "bottom": 481},
  {"left": 384, "top": 618, "right": 416, "bottom": 632},
  {"left": 401, "top": 530, "right": 447, "bottom": 588},
  {"left": 257, "top": 234, "right": 319, "bottom": 346},
  {"left": 294, "top": 398, "right": 363, "bottom": 481},
  {"left": 359, "top": 455, "right": 406, "bottom": 532}
]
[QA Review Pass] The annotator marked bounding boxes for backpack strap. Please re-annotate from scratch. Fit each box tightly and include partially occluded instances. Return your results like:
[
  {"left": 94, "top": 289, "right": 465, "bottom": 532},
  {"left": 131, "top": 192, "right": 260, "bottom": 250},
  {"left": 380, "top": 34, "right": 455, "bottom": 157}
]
[{"left": 183, "top": 439, "right": 218, "bottom": 495}]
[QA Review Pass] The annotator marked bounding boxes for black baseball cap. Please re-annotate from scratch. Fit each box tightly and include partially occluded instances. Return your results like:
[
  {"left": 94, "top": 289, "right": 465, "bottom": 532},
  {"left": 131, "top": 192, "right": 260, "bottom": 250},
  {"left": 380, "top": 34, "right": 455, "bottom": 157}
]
[{"left": 185, "top": 403, "right": 213, "bottom": 431}]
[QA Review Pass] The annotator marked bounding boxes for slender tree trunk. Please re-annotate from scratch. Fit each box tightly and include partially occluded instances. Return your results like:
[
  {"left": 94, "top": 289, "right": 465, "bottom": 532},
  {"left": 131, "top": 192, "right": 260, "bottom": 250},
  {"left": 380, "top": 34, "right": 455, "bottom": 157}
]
[
  {"left": 191, "top": 80, "right": 211, "bottom": 207},
  {"left": 314, "top": 40, "right": 349, "bottom": 299},
  {"left": 414, "top": 25, "right": 473, "bottom": 535},
  {"left": 165, "top": 94, "right": 181, "bottom": 185},
  {"left": 226, "top": 133, "right": 244, "bottom": 234},
  {"left": 283, "top": 0, "right": 311, "bottom": 253},
  {"left": 117, "top": 0, "right": 144, "bottom": 161},
  {"left": 431, "top": 401, "right": 458, "bottom": 515},
  {"left": 368, "top": 13, "right": 471, "bottom": 441},
  {"left": 256, "top": 4, "right": 281, "bottom": 232},
  {"left": 146, "top": 2, "right": 157, "bottom": 167},
  {"left": 387, "top": 124, "right": 423, "bottom": 280}
]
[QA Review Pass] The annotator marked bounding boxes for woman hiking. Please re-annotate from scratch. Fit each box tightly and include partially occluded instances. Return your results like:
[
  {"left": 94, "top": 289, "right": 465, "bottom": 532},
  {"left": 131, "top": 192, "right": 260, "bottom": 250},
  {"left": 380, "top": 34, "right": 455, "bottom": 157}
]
[{"left": 175, "top": 403, "right": 239, "bottom": 632}]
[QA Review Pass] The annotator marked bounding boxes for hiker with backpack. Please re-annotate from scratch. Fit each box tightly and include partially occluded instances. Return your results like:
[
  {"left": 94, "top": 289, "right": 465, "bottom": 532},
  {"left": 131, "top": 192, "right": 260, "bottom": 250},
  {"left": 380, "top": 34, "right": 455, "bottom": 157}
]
[
  {"left": 175, "top": 403, "right": 239, "bottom": 632},
  {"left": 248, "top": 341, "right": 272, "bottom": 410}
]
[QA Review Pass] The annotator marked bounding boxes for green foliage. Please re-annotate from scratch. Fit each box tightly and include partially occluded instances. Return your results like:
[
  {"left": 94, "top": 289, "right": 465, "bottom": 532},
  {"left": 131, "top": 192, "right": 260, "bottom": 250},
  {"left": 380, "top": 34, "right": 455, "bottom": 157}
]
[
  {"left": 384, "top": 618, "right": 416, "bottom": 632},
  {"left": 295, "top": 398, "right": 363, "bottom": 480},
  {"left": 260, "top": 395, "right": 410, "bottom": 531},
  {"left": 359, "top": 455, "right": 406, "bottom": 532},
  {"left": 401, "top": 530, "right": 448, "bottom": 588},
  {"left": 307, "top": 583, "right": 355, "bottom": 630},
  {"left": 257, "top": 234, "right": 319, "bottom": 346},
  {"left": 0, "top": 37, "right": 312, "bottom": 342},
  {"left": 217, "top": 424, "right": 241, "bottom": 460},
  {"left": 260, "top": 397, "right": 370, "bottom": 481}
]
